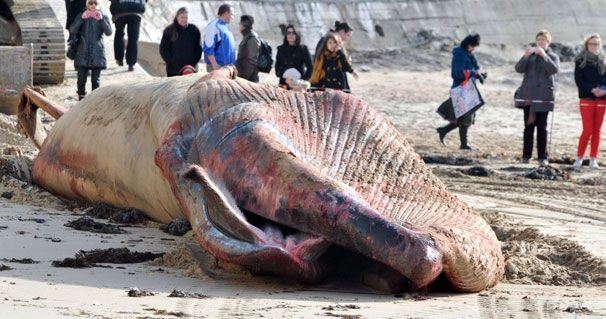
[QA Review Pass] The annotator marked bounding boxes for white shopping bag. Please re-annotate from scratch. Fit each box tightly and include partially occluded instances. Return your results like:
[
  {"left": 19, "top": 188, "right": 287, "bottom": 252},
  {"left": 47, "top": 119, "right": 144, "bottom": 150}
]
[{"left": 450, "top": 79, "right": 484, "bottom": 118}]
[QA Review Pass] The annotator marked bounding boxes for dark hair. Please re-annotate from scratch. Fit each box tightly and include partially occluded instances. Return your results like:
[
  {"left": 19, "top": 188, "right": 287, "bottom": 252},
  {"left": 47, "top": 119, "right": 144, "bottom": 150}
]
[
  {"left": 282, "top": 24, "right": 301, "bottom": 46},
  {"left": 333, "top": 21, "right": 353, "bottom": 33},
  {"left": 460, "top": 33, "right": 481, "bottom": 50},
  {"left": 240, "top": 15, "right": 254, "bottom": 27},
  {"left": 217, "top": 4, "right": 232, "bottom": 16},
  {"left": 169, "top": 7, "right": 188, "bottom": 42}
]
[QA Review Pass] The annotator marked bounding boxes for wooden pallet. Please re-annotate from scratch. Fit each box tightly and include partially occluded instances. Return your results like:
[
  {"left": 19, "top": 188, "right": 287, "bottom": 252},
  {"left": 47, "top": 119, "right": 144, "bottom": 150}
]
[{"left": 10, "top": 0, "right": 65, "bottom": 84}]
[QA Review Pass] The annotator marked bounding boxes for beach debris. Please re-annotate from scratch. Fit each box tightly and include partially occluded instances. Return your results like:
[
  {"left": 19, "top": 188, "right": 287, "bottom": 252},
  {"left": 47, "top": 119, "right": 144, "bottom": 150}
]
[
  {"left": 160, "top": 219, "right": 191, "bottom": 236},
  {"left": 168, "top": 289, "right": 209, "bottom": 299},
  {"left": 524, "top": 166, "right": 569, "bottom": 181},
  {"left": 462, "top": 166, "right": 493, "bottom": 177},
  {"left": 1, "top": 258, "right": 39, "bottom": 264},
  {"left": 422, "top": 155, "right": 476, "bottom": 166},
  {"left": 85, "top": 203, "right": 148, "bottom": 225},
  {"left": 65, "top": 217, "right": 124, "bottom": 234},
  {"left": 127, "top": 287, "right": 155, "bottom": 297},
  {"left": 52, "top": 248, "right": 164, "bottom": 268}
]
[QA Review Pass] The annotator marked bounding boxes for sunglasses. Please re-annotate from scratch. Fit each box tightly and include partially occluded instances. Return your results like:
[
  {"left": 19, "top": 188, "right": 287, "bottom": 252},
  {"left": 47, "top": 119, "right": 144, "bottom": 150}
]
[
  {"left": 286, "top": 31, "right": 296, "bottom": 35},
  {"left": 88, "top": 1, "right": 98, "bottom": 5}
]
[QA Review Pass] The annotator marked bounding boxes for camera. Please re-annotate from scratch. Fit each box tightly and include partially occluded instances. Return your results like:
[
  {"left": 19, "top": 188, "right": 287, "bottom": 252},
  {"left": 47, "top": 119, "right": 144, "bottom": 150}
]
[{"left": 478, "top": 72, "right": 488, "bottom": 84}]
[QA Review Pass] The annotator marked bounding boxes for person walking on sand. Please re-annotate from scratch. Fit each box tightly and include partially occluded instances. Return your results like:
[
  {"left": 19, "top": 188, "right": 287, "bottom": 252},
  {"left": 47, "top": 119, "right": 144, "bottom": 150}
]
[
  {"left": 159, "top": 7, "right": 202, "bottom": 77},
  {"left": 69, "top": 0, "right": 112, "bottom": 100},
  {"left": 109, "top": 0, "right": 146, "bottom": 71},
  {"left": 235, "top": 15, "right": 260, "bottom": 82},
  {"left": 514, "top": 30, "right": 560, "bottom": 166},
  {"left": 436, "top": 33, "right": 486, "bottom": 150},
  {"left": 572, "top": 33, "right": 606, "bottom": 169},
  {"left": 310, "top": 32, "right": 359, "bottom": 92},
  {"left": 275, "top": 24, "right": 313, "bottom": 89},
  {"left": 203, "top": 4, "right": 236, "bottom": 72}
]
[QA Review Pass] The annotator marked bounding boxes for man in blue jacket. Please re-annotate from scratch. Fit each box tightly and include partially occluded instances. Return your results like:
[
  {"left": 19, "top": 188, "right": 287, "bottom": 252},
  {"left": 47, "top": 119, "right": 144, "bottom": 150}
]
[
  {"left": 203, "top": 4, "right": 236, "bottom": 72},
  {"left": 109, "top": 0, "right": 146, "bottom": 71}
]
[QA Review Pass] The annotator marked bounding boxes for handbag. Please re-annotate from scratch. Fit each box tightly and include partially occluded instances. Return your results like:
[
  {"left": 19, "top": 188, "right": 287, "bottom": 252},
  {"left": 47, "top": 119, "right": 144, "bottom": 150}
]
[
  {"left": 450, "top": 79, "right": 484, "bottom": 118},
  {"left": 66, "top": 34, "right": 79, "bottom": 60}
]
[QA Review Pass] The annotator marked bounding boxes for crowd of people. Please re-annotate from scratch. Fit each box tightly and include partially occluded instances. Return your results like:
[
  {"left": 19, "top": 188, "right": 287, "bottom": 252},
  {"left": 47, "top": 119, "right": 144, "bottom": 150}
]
[
  {"left": 63, "top": 1, "right": 603, "bottom": 169},
  {"left": 63, "top": 2, "right": 358, "bottom": 91}
]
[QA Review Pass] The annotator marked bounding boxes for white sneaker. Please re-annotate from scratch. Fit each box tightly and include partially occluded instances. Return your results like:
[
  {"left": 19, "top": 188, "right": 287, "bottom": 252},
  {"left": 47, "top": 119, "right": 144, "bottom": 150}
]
[
  {"left": 589, "top": 158, "right": 600, "bottom": 169},
  {"left": 572, "top": 157, "right": 583, "bottom": 169}
]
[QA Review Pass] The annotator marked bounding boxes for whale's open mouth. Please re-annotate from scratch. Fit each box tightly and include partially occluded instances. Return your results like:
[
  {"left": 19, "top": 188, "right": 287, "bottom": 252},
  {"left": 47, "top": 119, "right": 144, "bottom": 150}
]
[
  {"left": 182, "top": 164, "right": 443, "bottom": 292},
  {"left": 235, "top": 208, "right": 419, "bottom": 292}
]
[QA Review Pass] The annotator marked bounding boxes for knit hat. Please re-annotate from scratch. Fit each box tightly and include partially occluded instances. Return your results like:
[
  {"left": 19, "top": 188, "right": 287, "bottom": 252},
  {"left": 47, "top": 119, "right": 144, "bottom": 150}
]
[
  {"left": 282, "top": 68, "right": 301, "bottom": 80},
  {"left": 179, "top": 65, "right": 196, "bottom": 75}
]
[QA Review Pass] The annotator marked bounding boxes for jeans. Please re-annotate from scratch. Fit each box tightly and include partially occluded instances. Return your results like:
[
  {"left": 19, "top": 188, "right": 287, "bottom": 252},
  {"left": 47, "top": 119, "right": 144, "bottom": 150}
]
[
  {"left": 77, "top": 67, "right": 101, "bottom": 95},
  {"left": 114, "top": 15, "right": 141, "bottom": 66},
  {"left": 522, "top": 106, "right": 549, "bottom": 160}
]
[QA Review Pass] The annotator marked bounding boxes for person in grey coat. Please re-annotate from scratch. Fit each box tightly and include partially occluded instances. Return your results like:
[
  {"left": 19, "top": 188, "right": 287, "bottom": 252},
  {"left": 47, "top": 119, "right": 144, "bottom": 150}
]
[
  {"left": 69, "top": 0, "right": 112, "bottom": 100},
  {"left": 514, "top": 30, "right": 560, "bottom": 165}
]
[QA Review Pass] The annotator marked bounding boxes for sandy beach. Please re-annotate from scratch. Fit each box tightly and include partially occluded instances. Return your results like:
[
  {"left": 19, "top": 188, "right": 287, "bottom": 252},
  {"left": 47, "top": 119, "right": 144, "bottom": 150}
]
[{"left": 1, "top": 2, "right": 606, "bottom": 318}]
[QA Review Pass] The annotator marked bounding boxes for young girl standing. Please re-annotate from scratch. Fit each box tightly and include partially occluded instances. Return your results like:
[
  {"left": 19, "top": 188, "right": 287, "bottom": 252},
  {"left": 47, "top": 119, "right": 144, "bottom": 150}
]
[{"left": 310, "top": 32, "right": 358, "bottom": 91}]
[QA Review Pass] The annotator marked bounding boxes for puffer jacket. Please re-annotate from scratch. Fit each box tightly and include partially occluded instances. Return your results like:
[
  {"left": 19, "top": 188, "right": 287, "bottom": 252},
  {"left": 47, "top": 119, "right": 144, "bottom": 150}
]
[
  {"left": 514, "top": 48, "right": 560, "bottom": 112},
  {"left": 69, "top": 13, "right": 112, "bottom": 69}
]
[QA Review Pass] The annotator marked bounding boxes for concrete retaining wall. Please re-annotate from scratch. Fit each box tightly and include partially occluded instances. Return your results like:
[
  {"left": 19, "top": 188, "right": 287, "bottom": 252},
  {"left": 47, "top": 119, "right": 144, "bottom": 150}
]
[{"left": 140, "top": 0, "right": 606, "bottom": 52}]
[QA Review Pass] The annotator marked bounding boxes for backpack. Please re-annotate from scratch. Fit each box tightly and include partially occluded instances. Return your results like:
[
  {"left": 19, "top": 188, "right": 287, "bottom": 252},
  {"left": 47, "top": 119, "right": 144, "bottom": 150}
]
[{"left": 257, "top": 38, "right": 273, "bottom": 73}]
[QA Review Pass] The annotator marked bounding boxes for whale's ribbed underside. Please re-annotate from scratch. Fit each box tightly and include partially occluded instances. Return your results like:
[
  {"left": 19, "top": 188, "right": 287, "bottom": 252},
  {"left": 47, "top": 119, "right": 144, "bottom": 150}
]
[{"left": 179, "top": 78, "right": 504, "bottom": 292}]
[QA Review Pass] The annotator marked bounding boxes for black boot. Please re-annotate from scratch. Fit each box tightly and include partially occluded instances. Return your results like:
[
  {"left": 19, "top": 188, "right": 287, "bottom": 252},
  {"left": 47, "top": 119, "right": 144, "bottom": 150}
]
[
  {"left": 459, "top": 125, "right": 475, "bottom": 150},
  {"left": 437, "top": 123, "right": 457, "bottom": 145}
]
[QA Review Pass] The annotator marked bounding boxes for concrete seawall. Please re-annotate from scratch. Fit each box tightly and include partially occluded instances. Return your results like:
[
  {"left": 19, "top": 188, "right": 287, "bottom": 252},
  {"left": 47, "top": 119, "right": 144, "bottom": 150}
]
[
  {"left": 141, "top": 0, "right": 606, "bottom": 51},
  {"left": 134, "top": 0, "right": 605, "bottom": 76}
]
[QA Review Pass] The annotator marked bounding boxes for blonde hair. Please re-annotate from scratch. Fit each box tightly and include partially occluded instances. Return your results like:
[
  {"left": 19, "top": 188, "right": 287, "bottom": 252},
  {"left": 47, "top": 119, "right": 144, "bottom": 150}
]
[
  {"left": 584, "top": 33, "right": 601, "bottom": 50},
  {"left": 535, "top": 30, "right": 552, "bottom": 43}
]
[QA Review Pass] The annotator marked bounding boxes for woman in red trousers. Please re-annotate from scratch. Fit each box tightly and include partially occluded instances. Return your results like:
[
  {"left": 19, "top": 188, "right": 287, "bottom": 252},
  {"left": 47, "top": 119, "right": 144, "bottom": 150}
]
[{"left": 573, "top": 33, "right": 606, "bottom": 169}]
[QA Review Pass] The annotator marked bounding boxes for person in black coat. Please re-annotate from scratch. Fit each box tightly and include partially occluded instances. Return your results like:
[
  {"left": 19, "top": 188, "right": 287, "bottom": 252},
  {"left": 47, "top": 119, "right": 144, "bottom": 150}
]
[
  {"left": 309, "top": 32, "right": 359, "bottom": 91},
  {"left": 159, "top": 7, "right": 202, "bottom": 77},
  {"left": 69, "top": 0, "right": 112, "bottom": 100},
  {"left": 275, "top": 24, "right": 312, "bottom": 88},
  {"left": 313, "top": 21, "right": 354, "bottom": 89},
  {"left": 109, "top": 0, "right": 146, "bottom": 71}
]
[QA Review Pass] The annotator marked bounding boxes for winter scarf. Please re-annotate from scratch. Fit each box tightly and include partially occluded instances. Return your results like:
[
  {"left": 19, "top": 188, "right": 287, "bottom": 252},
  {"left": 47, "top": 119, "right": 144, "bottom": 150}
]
[
  {"left": 575, "top": 50, "right": 605, "bottom": 75},
  {"left": 310, "top": 49, "right": 342, "bottom": 85}
]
